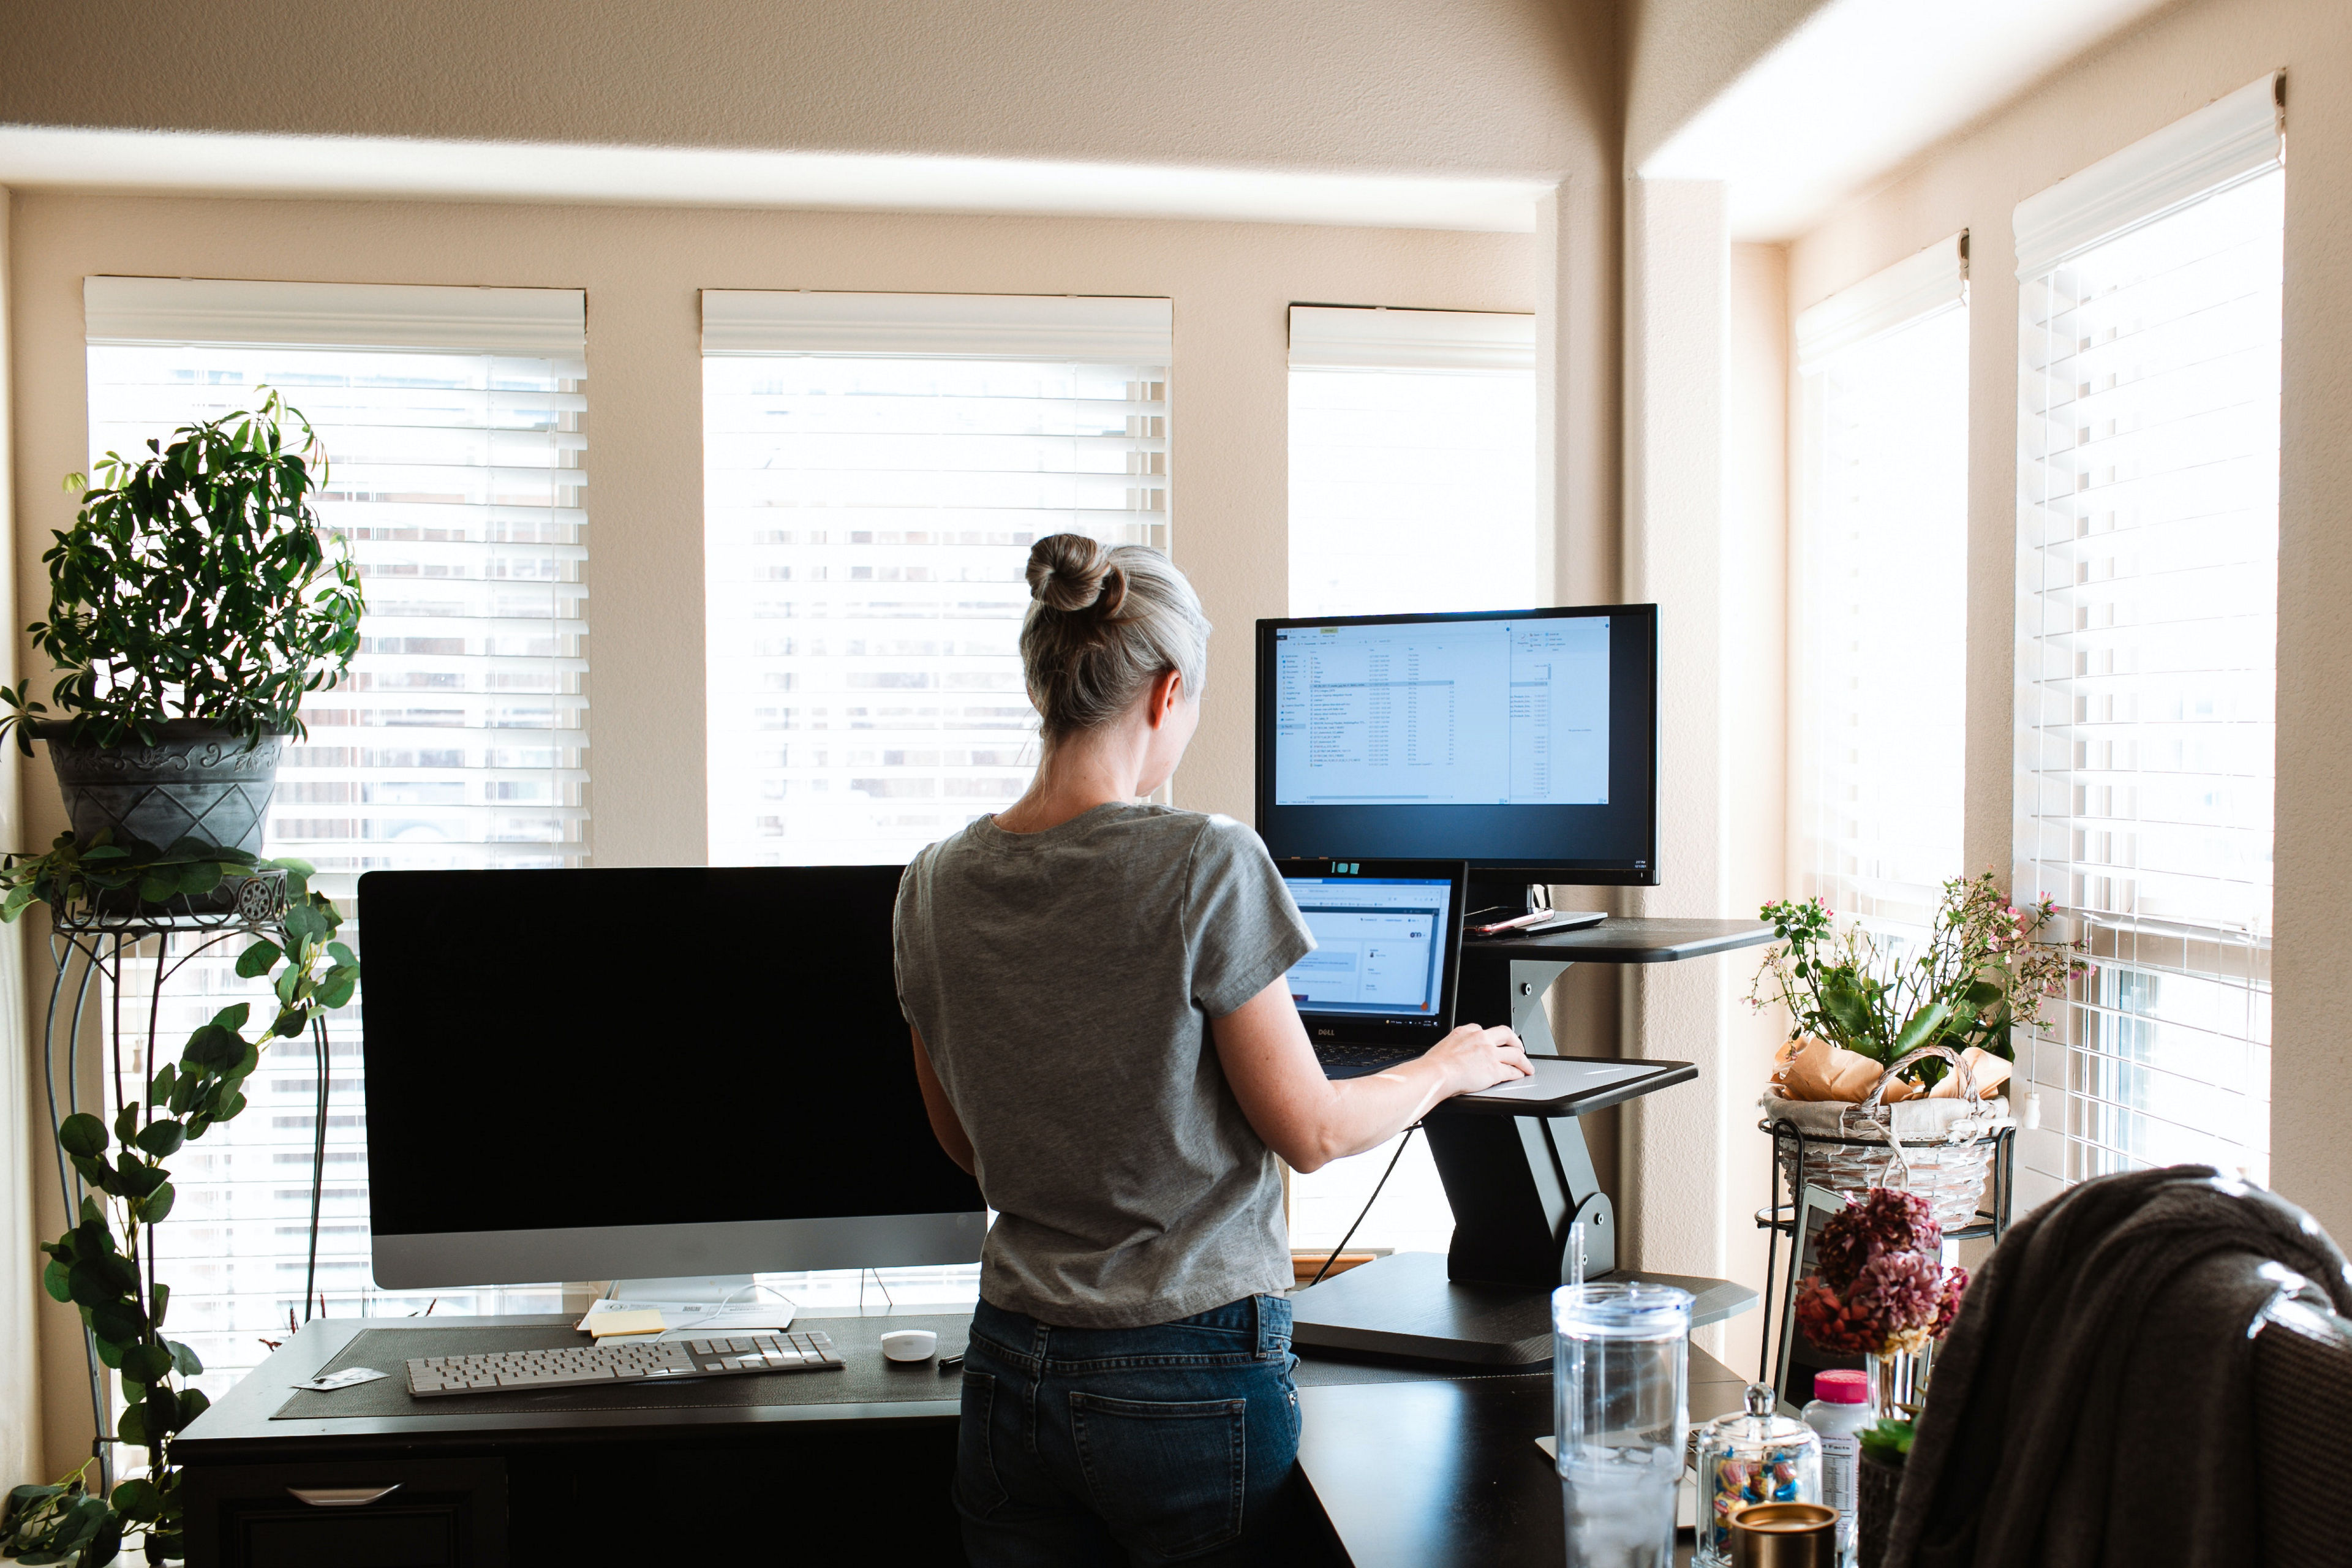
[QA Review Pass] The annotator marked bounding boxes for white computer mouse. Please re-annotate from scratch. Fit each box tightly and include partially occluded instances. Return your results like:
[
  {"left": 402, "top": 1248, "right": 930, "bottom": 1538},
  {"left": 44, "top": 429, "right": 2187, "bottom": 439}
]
[{"left": 880, "top": 1329, "right": 938, "bottom": 1362}]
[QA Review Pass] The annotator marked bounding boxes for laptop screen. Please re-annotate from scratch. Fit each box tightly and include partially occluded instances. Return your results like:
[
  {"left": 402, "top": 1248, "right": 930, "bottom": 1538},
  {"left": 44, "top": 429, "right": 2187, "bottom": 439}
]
[{"left": 1280, "top": 875, "right": 1456, "bottom": 1019}]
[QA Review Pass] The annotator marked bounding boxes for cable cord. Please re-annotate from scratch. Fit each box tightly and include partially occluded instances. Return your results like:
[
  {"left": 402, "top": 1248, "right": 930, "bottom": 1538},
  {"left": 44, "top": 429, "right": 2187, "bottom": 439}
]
[
  {"left": 303, "top": 1018, "right": 330, "bottom": 1321},
  {"left": 1305, "top": 1125, "right": 1419, "bottom": 1289}
]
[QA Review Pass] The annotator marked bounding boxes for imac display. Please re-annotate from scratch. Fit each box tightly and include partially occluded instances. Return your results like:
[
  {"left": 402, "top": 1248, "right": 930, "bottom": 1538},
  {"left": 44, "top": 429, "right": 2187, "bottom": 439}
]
[
  {"left": 1255, "top": 605, "right": 1659, "bottom": 885},
  {"left": 359, "top": 865, "right": 986, "bottom": 1289}
]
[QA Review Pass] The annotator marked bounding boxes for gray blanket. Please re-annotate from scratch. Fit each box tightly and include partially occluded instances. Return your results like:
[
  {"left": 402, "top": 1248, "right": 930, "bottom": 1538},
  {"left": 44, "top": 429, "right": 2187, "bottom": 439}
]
[{"left": 1885, "top": 1165, "right": 2352, "bottom": 1568}]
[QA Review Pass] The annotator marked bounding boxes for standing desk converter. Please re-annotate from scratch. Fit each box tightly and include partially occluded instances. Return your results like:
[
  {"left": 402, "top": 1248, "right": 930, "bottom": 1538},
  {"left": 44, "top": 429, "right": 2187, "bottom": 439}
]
[{"left": 1287, "top": 916, "right": 1775, "bottom": 1363}]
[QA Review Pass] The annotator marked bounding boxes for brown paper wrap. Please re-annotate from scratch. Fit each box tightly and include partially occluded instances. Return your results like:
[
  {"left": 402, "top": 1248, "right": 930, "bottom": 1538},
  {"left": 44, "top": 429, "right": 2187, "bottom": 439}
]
[{"left": 1772, "top": 1038, "right": 2013, "bottom": 1103}]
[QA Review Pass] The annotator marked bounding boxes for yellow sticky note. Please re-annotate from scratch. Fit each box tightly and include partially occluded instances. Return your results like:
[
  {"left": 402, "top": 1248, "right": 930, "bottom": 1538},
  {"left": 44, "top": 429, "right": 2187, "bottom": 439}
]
[{"left": 582, "top": 1309, "right": 666, "bottom": 1339}]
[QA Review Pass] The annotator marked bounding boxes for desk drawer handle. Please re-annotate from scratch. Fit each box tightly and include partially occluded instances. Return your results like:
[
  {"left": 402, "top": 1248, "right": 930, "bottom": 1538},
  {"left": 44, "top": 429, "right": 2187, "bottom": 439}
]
[{"left": 287, "top": 1485, "right": 401, "bottom": 1508}]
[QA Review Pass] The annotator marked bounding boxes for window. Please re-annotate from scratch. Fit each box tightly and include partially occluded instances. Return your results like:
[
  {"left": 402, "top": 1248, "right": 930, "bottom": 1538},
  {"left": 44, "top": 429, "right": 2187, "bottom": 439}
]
[
  {"left": 1284, "top": 306, "right": 1535, "bottom": 1259},
  {"left": 82, "top": 277, "right": 589, "bottom": 1399},
  {"left": 1287, "top": 306, "right": 1537, "bottom": 619},
  {"left": 2014, "top": 77, "right": 2283, "bottom": 1200},
  {"left": 1792, "top": 239, "right": 1970, "bottom": 930},
  {"left": 703, "top": 292, "right": 1170, "bottom": 867}
]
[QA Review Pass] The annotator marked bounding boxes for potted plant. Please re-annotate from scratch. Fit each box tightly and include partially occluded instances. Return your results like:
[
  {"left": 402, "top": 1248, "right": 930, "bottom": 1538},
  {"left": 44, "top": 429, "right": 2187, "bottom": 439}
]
[
  {"left": 1749, "top": 875, "right": 2086, "bottom": 1227},
  {"left": 0, "top": 389, "right": 362, "bottom": 889},
  {"left": 1749, "top": 873, "right": 2084, "bottom": 1099}
]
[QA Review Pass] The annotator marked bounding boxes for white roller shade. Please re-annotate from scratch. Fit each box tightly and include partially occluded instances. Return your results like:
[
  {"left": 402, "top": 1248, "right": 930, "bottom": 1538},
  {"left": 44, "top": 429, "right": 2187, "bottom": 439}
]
[
  {"left": 1795, "top": 235, "right": 1967, "bottom": 370},
  {"left": 1287, "top": 305, "right": 1534, "bottom": 371},
  {"left": 2013, "top": 74, "right": 2282, "bottom": 279},
  {"left": 701, "top": 290, "right": 1171, "bottom": 362},
  {"left": 84, "top": 276, "right": 585, "bottom": 356}
]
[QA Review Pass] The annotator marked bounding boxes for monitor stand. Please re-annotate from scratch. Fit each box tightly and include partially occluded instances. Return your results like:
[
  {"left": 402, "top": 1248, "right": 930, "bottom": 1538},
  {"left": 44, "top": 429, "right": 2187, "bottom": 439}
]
[
  {"left": 609, "top": 1275, "right": 761, "bottom": 1305},
  {"left": 1288, "top": 938, "right": 1759, "bottom": 1366},
  {"left": 1287, "top": 1105, "right": 1755, "bottom": 1365}
]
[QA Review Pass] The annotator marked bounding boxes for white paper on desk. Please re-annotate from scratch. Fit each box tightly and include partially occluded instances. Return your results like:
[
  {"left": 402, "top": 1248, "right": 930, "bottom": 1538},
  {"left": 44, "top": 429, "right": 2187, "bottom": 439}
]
[
  {"left": 579, "top": 1298, "right": 794, "bottom": 1336},
  {"left": 295, "top": 1366, "right": 388, "bottom": 1392}
]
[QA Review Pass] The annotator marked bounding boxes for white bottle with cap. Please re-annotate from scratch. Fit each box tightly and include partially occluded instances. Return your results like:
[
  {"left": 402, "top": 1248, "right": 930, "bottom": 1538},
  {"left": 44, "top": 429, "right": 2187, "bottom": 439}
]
[{"left": 1801, "top": 1369, "right": 1874, "bottom": 1567}]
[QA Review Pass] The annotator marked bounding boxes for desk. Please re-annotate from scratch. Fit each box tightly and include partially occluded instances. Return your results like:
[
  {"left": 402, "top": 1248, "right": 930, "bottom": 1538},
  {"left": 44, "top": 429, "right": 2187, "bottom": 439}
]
[
  {"left": 176, "top": 1310, "right": 1752, "bottom": 1566},
  {"left": 1295, "top": 1345, "right": 1749, "bottom": 1568}
]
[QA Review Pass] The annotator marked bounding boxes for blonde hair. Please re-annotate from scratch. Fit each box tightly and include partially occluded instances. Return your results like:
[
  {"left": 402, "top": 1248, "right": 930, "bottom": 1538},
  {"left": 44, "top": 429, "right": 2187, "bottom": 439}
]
[{"left": 1021, "top": 534, "right": 1211, "bottom": 742}]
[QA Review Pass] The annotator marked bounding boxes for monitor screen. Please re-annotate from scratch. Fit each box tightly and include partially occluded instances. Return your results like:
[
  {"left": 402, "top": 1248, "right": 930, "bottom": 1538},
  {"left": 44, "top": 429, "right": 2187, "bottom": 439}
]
[
  {"left": 358, "top": 865, "right": 986, "bottom": 1287},
  {"left": 1255, "top": 605, "right": 1658, "bottom": 884},
  {"left": 1281, "top": 875, "right": 1454, "bottom": 1019}
]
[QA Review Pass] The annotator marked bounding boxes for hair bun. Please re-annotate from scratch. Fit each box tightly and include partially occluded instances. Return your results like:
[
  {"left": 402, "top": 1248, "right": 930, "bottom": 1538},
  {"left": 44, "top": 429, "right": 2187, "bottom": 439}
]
[{"left": 1027, "top": 533, "right": 1127, "bottom": 617}]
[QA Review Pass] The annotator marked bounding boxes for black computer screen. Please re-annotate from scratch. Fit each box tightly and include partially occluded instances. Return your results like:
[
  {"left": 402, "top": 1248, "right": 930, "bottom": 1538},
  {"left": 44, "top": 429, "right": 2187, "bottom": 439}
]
[
  {"left": 1254, "top": 605, "right": 1659, "bottom": 884},
  {"left": 358, "top": 865, "right": 985, "bottom": 1238}
]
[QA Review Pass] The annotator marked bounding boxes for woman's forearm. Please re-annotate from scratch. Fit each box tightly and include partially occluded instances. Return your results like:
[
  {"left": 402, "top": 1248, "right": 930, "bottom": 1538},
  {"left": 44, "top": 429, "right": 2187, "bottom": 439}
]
[{"left": 1211, "top": 980, "right": 1528, "bottom": 1174}]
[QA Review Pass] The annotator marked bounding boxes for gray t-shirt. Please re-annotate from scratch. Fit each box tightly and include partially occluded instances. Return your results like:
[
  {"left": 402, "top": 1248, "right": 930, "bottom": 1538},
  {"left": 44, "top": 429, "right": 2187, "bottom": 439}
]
[{"left": 893, "top": 803, "right": 1314, "bottom": 1329}]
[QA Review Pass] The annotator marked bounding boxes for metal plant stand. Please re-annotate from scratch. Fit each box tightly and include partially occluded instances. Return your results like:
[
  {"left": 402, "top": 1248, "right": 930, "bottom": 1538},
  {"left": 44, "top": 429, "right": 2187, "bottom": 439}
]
[
  {"left": 1753, "top": 1117, "right": 2018, "bottom": 1393},
  {"left": 39, "top": 872, "right": 295, "bottom": 1489}
]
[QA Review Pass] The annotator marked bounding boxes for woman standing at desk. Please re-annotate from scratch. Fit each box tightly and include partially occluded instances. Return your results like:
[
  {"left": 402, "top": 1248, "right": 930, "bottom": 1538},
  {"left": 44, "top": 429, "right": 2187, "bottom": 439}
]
[{"left": 895, "top": 535, "right": 1530, "bottom": 1566}]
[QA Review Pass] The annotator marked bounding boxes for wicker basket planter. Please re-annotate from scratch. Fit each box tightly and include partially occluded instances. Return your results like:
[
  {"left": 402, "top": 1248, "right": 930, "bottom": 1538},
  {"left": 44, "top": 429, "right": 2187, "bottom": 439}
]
[{"left": 1762, "top": 1045, "right": 2013, "bottom": 1231}]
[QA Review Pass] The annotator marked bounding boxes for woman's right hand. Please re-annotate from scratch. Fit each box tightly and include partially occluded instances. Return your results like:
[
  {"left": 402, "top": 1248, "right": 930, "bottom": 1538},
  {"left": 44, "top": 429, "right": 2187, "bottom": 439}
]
[{"left": 1426, "top": 1022, "right": 1532, "bottom": 1096}]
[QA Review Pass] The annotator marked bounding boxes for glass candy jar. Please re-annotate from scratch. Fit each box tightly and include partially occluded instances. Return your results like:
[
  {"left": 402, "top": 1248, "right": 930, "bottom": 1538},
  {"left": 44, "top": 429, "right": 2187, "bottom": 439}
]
[{"left": 1695, "top": 1384, "right": 1822, "bottom": 1566}]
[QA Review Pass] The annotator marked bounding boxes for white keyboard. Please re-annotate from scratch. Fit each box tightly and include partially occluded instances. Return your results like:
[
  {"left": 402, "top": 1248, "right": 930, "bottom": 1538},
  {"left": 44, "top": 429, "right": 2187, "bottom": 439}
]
[{"left": 404, "top": 1331, "right": 842, "bottom": 1397}]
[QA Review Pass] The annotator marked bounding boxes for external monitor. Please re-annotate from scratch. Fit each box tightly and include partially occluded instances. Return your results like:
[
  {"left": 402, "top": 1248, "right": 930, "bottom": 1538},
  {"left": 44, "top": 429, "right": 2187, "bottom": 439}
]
[
  {"left": 1274, "top": 858, "right": 1466, "bottom": 1048},
  {"left": 1255, "top": 605, "right": 1659, "bottom": 889},
  {"left": 358, "top": 865, "right": 986, "bottom": 1289}
]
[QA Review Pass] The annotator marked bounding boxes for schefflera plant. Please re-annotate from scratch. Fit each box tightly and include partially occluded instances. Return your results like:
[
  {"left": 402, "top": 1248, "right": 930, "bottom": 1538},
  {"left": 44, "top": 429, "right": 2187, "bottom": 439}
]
[{"left": 35, "top": 869, "right": 358, "bottom": 1564}]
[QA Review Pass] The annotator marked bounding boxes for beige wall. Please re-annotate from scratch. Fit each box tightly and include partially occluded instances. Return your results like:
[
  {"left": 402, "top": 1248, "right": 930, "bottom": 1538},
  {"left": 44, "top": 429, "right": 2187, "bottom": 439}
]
[
  {"left": 6, "top": 187, "right": 1538, "bottom": 1475},
  {"left": 0, "top": 185, "right": 35, "bottom": 1493},
  {"left": 1786, "top": 0, "right": 2352, "bottom": 1234},
  {"left": 0, "top": 0, "right": 1609, "bottom": 181},
  {"left": 1616, "top": 184, "right": 1790, "bottom": 1373},
  {"left": 1622, "top": 0, "right": 1832, "bottom": 170}
]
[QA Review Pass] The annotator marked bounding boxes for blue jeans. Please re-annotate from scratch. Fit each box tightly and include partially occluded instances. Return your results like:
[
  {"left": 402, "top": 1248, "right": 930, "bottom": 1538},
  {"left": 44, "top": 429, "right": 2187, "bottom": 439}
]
[{"left": 956, "top": 1294, "right": 1306, "bottom": 1566}]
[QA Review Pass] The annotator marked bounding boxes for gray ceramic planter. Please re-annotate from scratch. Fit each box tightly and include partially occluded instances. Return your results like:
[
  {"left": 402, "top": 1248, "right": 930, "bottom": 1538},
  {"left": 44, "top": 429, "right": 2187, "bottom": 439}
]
[{"left": 39, "top": 720, "right": 285, "bottom": 859}]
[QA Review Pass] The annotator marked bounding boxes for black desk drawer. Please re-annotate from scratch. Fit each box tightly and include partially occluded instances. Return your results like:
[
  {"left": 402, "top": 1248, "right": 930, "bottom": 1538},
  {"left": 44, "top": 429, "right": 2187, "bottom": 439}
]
[{"left": 183, "top": 1458, "right": 506, "bottom": 1568}]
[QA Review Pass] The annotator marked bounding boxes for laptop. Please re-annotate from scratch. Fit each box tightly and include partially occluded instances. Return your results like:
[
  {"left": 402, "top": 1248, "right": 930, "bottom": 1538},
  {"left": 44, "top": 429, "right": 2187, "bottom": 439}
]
[{"left": 1275, "top": 858, "right": 1469, "bottom": 1080}]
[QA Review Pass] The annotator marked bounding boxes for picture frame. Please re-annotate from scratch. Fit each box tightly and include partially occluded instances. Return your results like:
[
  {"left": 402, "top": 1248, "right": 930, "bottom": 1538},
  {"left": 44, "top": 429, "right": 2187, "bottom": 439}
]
[{"left": 1773, "top": 1182, "right": 1863, "bottom": 1404}]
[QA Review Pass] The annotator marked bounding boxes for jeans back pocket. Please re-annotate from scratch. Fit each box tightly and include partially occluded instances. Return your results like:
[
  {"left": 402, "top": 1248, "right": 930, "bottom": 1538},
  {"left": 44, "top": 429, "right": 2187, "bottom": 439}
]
[{"left": 1067, "top": 1390, "right": 1246, "bottom": 1559}]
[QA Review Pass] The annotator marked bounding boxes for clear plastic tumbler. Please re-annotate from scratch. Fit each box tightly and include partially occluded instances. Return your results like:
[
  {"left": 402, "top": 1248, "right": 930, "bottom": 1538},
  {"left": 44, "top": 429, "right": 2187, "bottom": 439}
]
[{"left": 1553, "top": 1282, "right": 1695, "bottom": 1568}]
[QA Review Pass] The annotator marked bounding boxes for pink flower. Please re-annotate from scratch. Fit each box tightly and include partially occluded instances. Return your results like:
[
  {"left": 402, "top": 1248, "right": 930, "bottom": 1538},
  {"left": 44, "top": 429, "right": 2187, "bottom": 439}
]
[
  {"left": 1796, "top": 1188, "right": 1967, "bottom": 1357},
  {"left": 1813, "top": 1189, "right": 1940, "bottom": 1293},
  {"left": 1796, "top": 1250, "right": 1965, "bottom": 1357}
]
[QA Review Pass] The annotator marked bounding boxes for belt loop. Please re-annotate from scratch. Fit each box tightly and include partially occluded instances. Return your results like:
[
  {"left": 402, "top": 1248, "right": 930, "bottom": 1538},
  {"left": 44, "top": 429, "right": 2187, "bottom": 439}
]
[{"left": 1253, "top": 1293, "right": 1271, "bottom": 1357}]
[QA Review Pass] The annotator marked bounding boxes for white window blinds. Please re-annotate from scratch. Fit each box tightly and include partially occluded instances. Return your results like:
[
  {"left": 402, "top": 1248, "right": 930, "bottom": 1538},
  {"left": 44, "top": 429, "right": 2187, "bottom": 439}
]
[
  {"left": 1791, "top": 238, "right": 1970, "bottom": 930},
  {"left": 83, "top": 276, "right": 589, "bottom": 1399},
  {"left": 84, "top": 277, "right": 592, "bottom": 888},
  {"left": 1287, "top": 306, "right": 1537, "bottom": 619},
  {"left": 2013, "top": 78, "right": 2283, "bottom": 1200},
  {"left": 702, "top": 291, "right": 1169, "bottom": 867}
]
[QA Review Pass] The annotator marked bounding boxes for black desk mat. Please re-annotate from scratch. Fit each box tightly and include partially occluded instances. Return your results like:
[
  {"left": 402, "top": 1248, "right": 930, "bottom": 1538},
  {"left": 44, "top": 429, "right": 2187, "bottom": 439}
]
[{"left": 273, "top": 1314, "right": 971, "bottom": 1420}]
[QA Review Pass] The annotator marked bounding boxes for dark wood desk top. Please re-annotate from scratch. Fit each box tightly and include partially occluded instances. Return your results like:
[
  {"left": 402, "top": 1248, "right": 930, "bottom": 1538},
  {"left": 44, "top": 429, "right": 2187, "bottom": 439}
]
[
  {"left": 1462, "top": 916, "right": 1774, "bottom": 965},
  {"left": 1296, "top": 1343, "right": 1750, "bottom": 1568},
  {"left": 178, "top": 1306, "right": 1663, "bottom": 1460}
]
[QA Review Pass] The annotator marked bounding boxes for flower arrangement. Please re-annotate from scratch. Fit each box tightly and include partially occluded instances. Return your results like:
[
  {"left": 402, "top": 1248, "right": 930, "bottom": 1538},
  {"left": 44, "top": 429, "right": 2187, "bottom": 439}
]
[
  {"left": 1795, "top": 1189, "right": 1966, "bottom": 1357},
  {"left": 1748, "top": 872, "right": 2086, "bottom": 1093}
]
